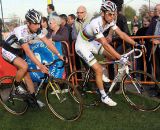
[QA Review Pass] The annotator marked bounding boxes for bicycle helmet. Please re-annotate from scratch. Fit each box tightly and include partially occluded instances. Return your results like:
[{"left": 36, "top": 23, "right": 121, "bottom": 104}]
[
  {"left": 101, "top": 1, "right": 117, "bottom": 12},
  {"left": 25, "top": 9, "right": 42, "bottom": 24}
]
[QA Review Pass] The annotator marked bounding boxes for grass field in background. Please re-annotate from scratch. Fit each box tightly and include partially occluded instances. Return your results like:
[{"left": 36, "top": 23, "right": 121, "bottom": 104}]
[{"left": 0, "top": 94, "right": 160, "bottom": 130}]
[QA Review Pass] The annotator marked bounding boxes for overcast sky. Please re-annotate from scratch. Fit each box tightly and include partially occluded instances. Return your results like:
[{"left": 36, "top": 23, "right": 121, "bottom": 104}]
[{"left": 0, "top": 0, "right": 159, "bottom": 20}]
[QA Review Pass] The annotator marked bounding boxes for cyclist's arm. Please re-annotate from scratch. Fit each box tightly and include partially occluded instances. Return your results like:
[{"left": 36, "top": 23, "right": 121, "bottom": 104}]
[
  {"left": 21, "top": 43, "right": 48, "bottom": 73},
  {"left": 96, "top": 37, "right": 121, "bottom": 60},
  {"left": 40, "top": 36, "right": 63, "bottom": 60},
  {"left": 114, "top": 27, "right": 136, "bottom": 46},
  {"left": 106, "top": 29, "right": 114, "bottom": 43}
]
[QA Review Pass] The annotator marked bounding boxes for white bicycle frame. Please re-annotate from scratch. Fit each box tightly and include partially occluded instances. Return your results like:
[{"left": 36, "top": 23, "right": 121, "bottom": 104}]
[{"left": 108, "top": 48, "right": 142, "bottom": 93}]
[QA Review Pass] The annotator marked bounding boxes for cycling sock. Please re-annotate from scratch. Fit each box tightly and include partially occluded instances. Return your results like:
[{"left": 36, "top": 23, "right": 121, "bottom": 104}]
[{"left": 99, "top": 89, "right": 107, "bottom": 97}]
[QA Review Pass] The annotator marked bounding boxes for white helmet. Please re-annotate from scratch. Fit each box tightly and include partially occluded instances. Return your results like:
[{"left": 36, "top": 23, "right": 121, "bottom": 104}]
[
  {"left": 101, "top": 1, "right": 117, "bottom": 12},
  {"left": 25, "top": 9, "right": 42, "bottom": 24}
]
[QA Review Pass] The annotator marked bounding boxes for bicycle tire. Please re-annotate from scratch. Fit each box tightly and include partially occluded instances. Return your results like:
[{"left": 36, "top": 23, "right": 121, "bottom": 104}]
[
  {"left": 0, "top": 76, "right": 28, "bottom": 115},
  {"left": 122, "top": 70, "right": 160, "bottom": 111},
  {"left": 45, "top": 78, "right": 83, "bottom": 121},
  {"left": 68, "top": 70, "right": 100, "bottom": 107}
]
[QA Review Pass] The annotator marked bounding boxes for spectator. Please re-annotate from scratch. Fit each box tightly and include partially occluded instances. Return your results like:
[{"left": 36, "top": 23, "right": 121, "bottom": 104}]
[
  {"left": 59, "top": 14, "right": 67, "bottom": 27},
  {"left": 67, "top": 14, "right": 76, "bottom": 47},
  {"left": 47, "top": 4, "right": 58, "bottom": 20},
  {"left": 131, "top": 25, "right": 139, "bottom": 36},
  {"left": 72, "top": 5, "right": 91, "bottom": 71},
  {"left": 59, "top": 14, "right": 72, "bottom": 45},
  {"left": 47, "top": 15, "right": 69, "bottom": 42},
  {"left": 149, "top": 6, "right": 155, "bottom": 18},
  {"left": 136, "top": 16, "right": 151, "bottom": 73},
  {"left": 67, "top": 14, "right": 76, "bottom": 26},
  {"left": 41, "top": 16, "right": 49, "bottom": 35},
  {"left": 72, "top": 5, "right": 91, "bottom": 40},
  {"left": 47, "top": 15, "right": 69, "bottom": 76},
  {"left": 147, "top": 4, "right": 160, "bottom": 82},
  {"left": 131, "top": 15, "right": 141, "bottom": 30}
]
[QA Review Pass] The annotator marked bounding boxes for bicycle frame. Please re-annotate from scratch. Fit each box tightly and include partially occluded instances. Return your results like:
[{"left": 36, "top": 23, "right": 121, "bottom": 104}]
[
  {"left": 107, "top": 48, "right": 142, "bottom": 93},
  {"left": 73, "top": 49, "right": 142, "bottom": 94},
  {"left": 28, "top": 58, "right": 65, "bottom": 96}
]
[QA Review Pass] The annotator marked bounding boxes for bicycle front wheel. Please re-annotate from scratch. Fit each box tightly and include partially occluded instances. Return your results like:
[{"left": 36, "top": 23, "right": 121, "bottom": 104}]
[
  {"left": 0, "top": 76, "right": 28, "bottom": 115},
  {"left": 122, "top": 71, "right": 160, "bottom": 111},
  {"left": 45, "top": 78, "right": 83, "bottom": 121}
]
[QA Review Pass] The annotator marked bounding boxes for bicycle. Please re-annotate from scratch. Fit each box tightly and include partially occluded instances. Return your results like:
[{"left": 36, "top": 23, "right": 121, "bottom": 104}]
[
  {"left": 68, "top": 48, "right": 160, "bottom": 111},
  {"left": 0, "top": 59, "right": 83, "bottom": 121}
]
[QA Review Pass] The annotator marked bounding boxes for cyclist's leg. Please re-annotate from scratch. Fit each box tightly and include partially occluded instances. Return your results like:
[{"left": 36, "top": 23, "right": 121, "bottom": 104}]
[
  {"left": 23, "top": 73, "right": 45, "bottom": 107},
  {"left": 2, "top": 48, "right": 43, "bottom": 107},
  {"left": 23, "top": 72, "right": 35, "bottom": 94},
  {"left": 2, "top": 48, "right": 27, "bottom": 89},
  {"left": 99, "top": 45, "right": 121, "bottom": 92},
  {"left": 91, "top": 62, "right": 117, "bottom": 106},
  {"left": 13, "top": 57, "right": 38, "bottom": 96},
  {"left": 76, "top": 40, "right": 117, "bottom": 106},
  {"left": 93, "top": 42, "right": 111, "bottom": 82},
  {"left": 13, "top": 57, "right": 28, "bottom": 82}
]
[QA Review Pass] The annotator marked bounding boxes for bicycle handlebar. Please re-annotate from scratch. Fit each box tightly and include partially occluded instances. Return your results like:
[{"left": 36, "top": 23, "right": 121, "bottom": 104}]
[
  {"left": 121, "top": 48, "right": 142, "bottom": 59},
  {"left": 28, "top": 57, "right": 66, "bottom": 72},
  {"left": 44, "top": 59, "right": 64, "bottom": 69},
  {"left": 99, "top": 48, "right": 142, "bottom": 65}
]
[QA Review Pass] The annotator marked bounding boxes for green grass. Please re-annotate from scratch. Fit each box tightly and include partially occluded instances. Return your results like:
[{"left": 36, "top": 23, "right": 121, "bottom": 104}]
[{"left": 0, "top": 94, "right": 160, "bottom": 130}]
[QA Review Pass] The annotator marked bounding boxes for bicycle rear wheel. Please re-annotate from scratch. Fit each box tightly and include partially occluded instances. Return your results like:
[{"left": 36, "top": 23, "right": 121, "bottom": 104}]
[
  {"left": 0, "top": 76, "right": 28, "bottom": 115},
  {"left": 45, "top": 78, "right": 83, "bottom": 121},
  {"left": 68, "top": 70, "right": 100, "bottom": 107},
  {"left": 122, "top": 71, "right": 160, "bottom": 111}
]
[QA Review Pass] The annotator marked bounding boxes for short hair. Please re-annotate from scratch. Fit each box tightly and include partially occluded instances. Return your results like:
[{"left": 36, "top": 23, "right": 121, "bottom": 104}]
[
  {"left": 59, "top": 14, "right": 68, "bottom": 21},
  {"left": 68, "top": 14, "right": 76, "bottom": 20},
  {"left": 49, "top": 15, "right": 61, "bottom": 26},
  {"left": 42, "top": 16, "right": 48, "bottom": 23},
  {"left": 48, "top": 4, "right": 55, "bottom": 11}
]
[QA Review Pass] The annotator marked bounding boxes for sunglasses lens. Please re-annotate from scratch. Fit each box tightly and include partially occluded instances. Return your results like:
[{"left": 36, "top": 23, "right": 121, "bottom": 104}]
[{"left": 106, "top": 12, "right": 115, "bottom": 16}]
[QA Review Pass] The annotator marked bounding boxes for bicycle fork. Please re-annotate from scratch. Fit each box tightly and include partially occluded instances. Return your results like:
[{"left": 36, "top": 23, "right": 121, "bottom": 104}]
[
  {"left": 48, "top": 82, "right": 66, "bottom": 103},
  {"left": 127, "top": 74, "right": 143, "bottom": 94}
]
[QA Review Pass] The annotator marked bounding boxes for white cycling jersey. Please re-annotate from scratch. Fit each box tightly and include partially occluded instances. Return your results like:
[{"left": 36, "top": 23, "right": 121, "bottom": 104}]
[
  {"left": 75, "top": 16, "right": 117, "bottom": 66},
  {"left": 2, "top": 24, "right": 45, "bottom": 63}
]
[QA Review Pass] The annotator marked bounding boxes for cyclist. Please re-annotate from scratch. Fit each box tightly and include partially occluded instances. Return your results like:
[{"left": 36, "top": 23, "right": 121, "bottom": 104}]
[
  {"left": 1, "top": 9, "right": 63, "bottom": 107},
  {"left": 75, "top": 1, "right": 142, "bottom": 106}
]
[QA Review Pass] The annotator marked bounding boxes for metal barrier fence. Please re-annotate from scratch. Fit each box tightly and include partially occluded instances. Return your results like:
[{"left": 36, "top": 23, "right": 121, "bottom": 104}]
[
  {"left": 0, "top": 37, "right": 159, "bottom": 82},
  {"left": 69, "top": 36, "right": 160, "bottom": 81}
]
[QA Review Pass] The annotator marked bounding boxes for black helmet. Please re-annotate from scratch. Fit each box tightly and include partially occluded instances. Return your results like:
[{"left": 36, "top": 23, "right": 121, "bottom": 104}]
[{"left": 25, "top": 9, "right": 41, "bottom": 24}]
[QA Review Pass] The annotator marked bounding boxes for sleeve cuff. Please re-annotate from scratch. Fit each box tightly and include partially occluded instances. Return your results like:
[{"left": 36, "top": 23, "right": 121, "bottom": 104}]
[{"left": 96, "top": 33, "right": 104, "bottom": 39}]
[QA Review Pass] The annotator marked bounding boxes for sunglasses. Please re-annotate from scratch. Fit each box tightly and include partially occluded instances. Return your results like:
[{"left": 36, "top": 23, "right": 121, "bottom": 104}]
[{"left": 105, "top": 12, "right": 116, "bottom": 17}]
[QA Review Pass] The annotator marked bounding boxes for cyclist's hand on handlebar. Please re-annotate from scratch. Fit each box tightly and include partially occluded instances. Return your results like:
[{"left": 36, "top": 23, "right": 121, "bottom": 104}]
[
  {"left": 58, "top": 55, "right": 64, "bottom": 61},
  {"left": 39, "top": 64, "right": 49, "bottom": 74},
  {"left": 59, "top": 55, "right": 68, "bottom": 64},
  {"left": 63, "top": 56, "right": 68, "bottom": 64},
  {"left": 134, "top": 42, "right": 146, "bottom": 51},
  {"left": 119, "top": 56, "right": 130, "bottom": 65}
]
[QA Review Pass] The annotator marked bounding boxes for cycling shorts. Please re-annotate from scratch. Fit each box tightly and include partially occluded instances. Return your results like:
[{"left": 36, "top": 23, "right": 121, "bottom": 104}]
[
  {"left": 2, "top": 48, "right": 17, "bottom": 63},
  {"left": 75, "top": 33, "right": 104, "bottom": 66}
]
